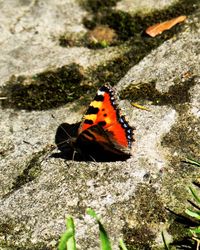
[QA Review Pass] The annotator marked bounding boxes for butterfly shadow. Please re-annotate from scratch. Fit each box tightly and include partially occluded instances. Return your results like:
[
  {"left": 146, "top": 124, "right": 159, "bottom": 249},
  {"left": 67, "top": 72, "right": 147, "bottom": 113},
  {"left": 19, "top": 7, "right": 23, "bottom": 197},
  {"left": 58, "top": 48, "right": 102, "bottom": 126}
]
[{"left": 51, "top": 122, "right": 131, "bottom": 162}]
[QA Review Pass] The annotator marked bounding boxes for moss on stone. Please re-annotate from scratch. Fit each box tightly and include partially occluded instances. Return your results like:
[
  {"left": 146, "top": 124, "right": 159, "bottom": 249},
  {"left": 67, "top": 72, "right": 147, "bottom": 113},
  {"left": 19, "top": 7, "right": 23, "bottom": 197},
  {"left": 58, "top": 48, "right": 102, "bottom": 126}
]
[
  {"left": 11, "top": 149, "right": 47, "bottom": 192},
  {"left": 0, "top": 218, "right": 52, "bottom": 250},
  {"left": 59, "top": 33, "right": 85, "bottom": 47},
  {"left": 62, "top": 0, "right": 198, "bottom": 49},
  {"left": 120, "top": 76, "right": 197, "bottom": 108},
  {"left": 2, "top": 64, "right": 88, "bottom": 110},
  {"left": 162, "top": 102, "right": 200, "bottom": 158},
  {"left": 2, "top": 1, "right": 199, "bottom": 114},
  {"left": 83, "top": 0, "right": 198, "bottom": 43},
  {"left": 122, "top": 184, "right": 167, "bottom": 249},
  {"left": 123, "top": 224, "right": 156, "bottom": 250}
]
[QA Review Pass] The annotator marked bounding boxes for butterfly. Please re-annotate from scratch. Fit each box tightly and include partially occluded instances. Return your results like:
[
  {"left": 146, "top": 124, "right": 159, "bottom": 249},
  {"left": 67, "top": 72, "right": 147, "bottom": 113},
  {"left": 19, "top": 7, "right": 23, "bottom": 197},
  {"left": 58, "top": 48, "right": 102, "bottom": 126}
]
[{"left": 55, "top": 84, "right": 135, "bottom": 161}]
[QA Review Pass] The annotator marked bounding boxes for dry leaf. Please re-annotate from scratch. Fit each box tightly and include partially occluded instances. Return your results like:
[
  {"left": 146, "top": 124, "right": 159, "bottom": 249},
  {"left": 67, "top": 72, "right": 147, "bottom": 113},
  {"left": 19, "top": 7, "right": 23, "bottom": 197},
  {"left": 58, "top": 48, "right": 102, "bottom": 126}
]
[{"left": 146, "top": 15, "right": 187, "bottom": 37}]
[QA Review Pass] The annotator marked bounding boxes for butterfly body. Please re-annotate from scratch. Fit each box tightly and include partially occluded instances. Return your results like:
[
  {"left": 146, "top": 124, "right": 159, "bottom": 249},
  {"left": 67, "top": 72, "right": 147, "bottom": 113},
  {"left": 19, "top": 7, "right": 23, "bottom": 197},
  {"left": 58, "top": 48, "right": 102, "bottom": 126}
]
[{"left": 55, "top": 84, "right": 135, "bottom": 161}]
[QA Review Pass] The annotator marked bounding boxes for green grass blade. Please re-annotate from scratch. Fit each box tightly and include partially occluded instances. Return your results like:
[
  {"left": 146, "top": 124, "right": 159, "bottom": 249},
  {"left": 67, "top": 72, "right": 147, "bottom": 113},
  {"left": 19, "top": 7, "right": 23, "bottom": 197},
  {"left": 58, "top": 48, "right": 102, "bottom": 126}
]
[
  {"left": 58, "top": 216, "right": 76, "bottom": 250},
  {"left": 87, "top": 208, "right": 112, "bottom": 250},
  {"left": 189, "top": 186, "right": 200, "bottom": 204},
  {"left": 58, "top": 229, "right": 73, "bottom": 250},
  {"left": 185, "top": 208, "right": 200, "bottom": 220},
  {"left": 185, "top": 158, "right": 200, "bottom": 167},
  {"left": 161, "top": 232, "right": 170, "bottom": 250},
  {"left": 119, "top": 238, "right": 128, "bottom": 250},
  {"left": 98, "top": 221, "right": 112, "bottom": 250},
  {"left": 190, "top": 226, "right": 200, "bottom": 234},
  {"left": 87, "top": 208, "right": 99, "bottom": 220},
  {"left": 66, "top": 217, "right": 76, "bottom": 250}
]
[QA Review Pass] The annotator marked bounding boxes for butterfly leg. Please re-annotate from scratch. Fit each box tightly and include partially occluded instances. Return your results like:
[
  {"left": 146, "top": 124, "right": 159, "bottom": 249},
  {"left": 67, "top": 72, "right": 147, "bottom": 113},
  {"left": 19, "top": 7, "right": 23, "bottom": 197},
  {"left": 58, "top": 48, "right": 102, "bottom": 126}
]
[
  {"left": 72, "top": 150, "right": 78, "bottom": 161},
  {"left": 88, "top": 154, "right": 96, "bottom": 162}
]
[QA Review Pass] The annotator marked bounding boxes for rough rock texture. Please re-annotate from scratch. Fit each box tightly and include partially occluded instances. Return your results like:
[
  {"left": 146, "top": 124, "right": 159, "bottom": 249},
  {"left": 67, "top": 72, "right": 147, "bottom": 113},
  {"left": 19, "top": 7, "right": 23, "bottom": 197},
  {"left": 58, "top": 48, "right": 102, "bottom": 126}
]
[
  {"left": 0, "top": 0, "right": 200, "bottom": 249},
  {"left": 116, "top": 0, "right": 176, "bottom": 13}
]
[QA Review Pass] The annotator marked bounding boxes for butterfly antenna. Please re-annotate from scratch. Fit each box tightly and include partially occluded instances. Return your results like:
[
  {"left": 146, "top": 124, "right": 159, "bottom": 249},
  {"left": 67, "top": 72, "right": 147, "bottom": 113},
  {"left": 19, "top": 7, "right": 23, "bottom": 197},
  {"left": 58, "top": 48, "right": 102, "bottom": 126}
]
[
  {"left": 21, "top": 142, "right": 57, "bottom": 166},
  {"left": 51, "top": 114, "right": 77, "bottom": 152},
  {"left": 38, "top": 144, "right": 57, "bottom": 164}
]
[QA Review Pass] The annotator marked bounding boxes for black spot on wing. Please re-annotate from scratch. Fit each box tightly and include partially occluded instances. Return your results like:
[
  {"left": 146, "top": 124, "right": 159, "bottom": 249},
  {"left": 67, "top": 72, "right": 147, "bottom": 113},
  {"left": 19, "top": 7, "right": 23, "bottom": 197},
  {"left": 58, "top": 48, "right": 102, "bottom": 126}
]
[
  {"left": 98, "top": 121, "right": 106, "bottom": 126},
  {"left": 94, "top": 95, "right": 104, "bottom": 102},
  {"left": 100, "top": 85, "right": 109, "bottom": 93},
  {"left": 84, "top": 119, "right": 94, "bottom": 125},
  {"left": 86, "top": 106, "right": 99, "bottom": 115}
]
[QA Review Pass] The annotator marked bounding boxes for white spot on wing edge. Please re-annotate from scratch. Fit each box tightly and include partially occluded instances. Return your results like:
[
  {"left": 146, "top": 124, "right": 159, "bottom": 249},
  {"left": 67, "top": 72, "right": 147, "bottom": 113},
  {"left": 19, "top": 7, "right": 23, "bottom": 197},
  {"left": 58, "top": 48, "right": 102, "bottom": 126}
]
[{"left": 97, "top": 90, "right": 105, "bottom": 96}]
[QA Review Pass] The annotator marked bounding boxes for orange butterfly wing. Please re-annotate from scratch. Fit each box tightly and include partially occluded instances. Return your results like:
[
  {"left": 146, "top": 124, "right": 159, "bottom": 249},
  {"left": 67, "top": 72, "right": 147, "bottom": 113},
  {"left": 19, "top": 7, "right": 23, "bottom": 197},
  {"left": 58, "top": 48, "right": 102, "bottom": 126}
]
[{"left": 78, "top": 85, "right": 134, "bottom": 153}]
